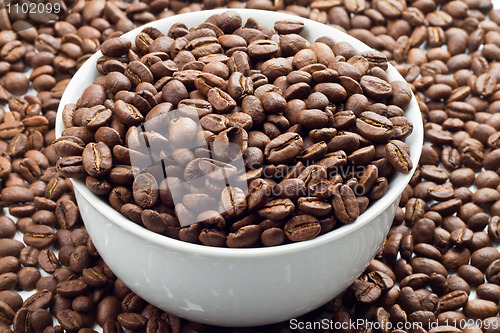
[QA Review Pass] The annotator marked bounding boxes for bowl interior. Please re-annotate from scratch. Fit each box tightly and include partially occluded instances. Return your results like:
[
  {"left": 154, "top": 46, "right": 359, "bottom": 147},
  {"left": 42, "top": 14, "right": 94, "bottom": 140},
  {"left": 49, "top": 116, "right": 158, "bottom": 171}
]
[{"left": 55, "top": 8, "right": 424, "bottom": 257}]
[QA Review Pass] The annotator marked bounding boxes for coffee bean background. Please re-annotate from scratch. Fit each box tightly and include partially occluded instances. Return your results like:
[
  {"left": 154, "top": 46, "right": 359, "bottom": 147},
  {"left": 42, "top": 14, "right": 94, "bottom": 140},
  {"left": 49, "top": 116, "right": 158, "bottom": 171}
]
[{"left": 0, "top": 0, "right": 499, "bottom": 332}]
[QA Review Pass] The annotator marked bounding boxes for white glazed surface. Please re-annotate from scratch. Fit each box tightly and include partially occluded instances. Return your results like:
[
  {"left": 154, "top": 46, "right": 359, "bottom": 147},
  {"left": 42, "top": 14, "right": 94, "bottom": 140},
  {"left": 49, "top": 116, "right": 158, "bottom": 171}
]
[{"left": 55, "top": 9, "right": 423, "bottom": 327}]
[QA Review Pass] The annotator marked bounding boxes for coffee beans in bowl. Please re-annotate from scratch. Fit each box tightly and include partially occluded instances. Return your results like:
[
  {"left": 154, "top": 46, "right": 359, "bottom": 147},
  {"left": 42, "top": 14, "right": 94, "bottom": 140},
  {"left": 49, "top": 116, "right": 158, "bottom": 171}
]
[
  {"left": 56, "top": 10, "right": 418, "bottom": 247},
  {"left": 55, "top": 9, "right": 423, "bottom": 326}
]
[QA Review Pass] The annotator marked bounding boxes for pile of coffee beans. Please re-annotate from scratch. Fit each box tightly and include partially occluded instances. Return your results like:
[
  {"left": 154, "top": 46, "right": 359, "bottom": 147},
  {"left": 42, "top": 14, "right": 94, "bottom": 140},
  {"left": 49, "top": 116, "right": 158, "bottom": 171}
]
[
  {"left": 0, "top": 0, "right": 498, "bottom": 332},
  {"left": 55, "top": 11, "right": 415, "bottom": 248}
]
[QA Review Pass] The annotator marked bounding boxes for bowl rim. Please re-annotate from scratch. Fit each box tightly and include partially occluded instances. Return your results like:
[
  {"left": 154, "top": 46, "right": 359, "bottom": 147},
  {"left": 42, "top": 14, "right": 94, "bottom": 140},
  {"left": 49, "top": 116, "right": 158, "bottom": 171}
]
[{"left": 56, "top": 8, "right": 424, "bottom": 258}]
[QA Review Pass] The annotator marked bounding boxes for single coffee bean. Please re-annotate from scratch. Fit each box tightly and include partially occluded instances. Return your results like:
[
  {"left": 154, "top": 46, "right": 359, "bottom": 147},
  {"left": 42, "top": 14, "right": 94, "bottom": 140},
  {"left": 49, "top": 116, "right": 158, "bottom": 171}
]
[
  {"left": 264, "top": 132, "right": 304, "bottom": 164},
  {"left": 385, "top": 140, "right": 413, "bottom": 174},
  {"left": 284, "top": 215, "right": 321, "bottom": 242},
  {"left": 485, "top": 259, "right": 500, "bottom": 285},
  {"left": 0, "top": 256, "right": 20, "bottom": 276},
  {"left": 0, "top": 217, "right": 15, "bottom": 239},
  {"left": 17, "top": 266, "right": 41, "bottom": 291},
  {"left": 0, "top": 239, "right": 24, "bottom": 258},
  {"left": 22, "top": 289, "right": 53, "bottom": 310},
  {"left": 82, "top": 142, "right": 113, "bottom": 177},
  {"left": 96, "top": 296, "right": 122, "bottom": 327},
  {"left": 356, "top": 111, "right": 393, "bottom": 142},
  {"left": 101, "top": 38, "right": 132, "bottom": 57},
  {"left": 355, "top": 280, "right": 382, "bottom": 304},
  {"left": 38, "top": 249, "right": 61, "bottom": 274},
  {"left": 471, "top": 247, "right": 500, "bottom": 271},
  {"left": 463, "top": 299, "right": 498, "bottom": 320},
  {"left": 438, "top": 290, "right": 469, "bottom": 312},
  {"left": 117, "top": 313, "right": 148, "bottom": 331},
  {"left": 331, "top": 184, "right": 359, "bottom": 224},
  {"left": 0, "top": 300, "right": 15, "bottom": 325},
  {"left": 23, "top": 224, "right": 56, "bottom": 249}
]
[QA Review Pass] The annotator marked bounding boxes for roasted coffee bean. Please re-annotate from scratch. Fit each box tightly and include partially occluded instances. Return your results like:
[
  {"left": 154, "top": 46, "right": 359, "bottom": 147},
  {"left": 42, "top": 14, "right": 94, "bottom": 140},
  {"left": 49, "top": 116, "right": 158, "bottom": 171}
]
[
  {"left": 0, "top": 257, "right": 20, "bottom": 276},
  {"left": 97, "top": 296, "right": 122, "bottom": 327},
  {"left": 56, "top": 310, "right": 83, "bottom": 332},
  {"left": 132, "top": 173, "right": 159, "bottom": 209},
  {"left": 438, "top": 290, "right": 469, "bottom": 312},
  {"left": 0, "top": 300, "right": 14, "bottom": 326},
  {"left": 463, "top": 299, "right": 498, "bottom": 320},
  {"left": 56, "top": 278, "right": 88, "bottom": 298},
  {"left": 386, "top": 140, "right": 413, "bottom": 174},
  {"left": 17, "top": 266, "right": 41, "bottom": 291},
  {"left": 0, "top": 217, "right": 15, "bottom": 239},
  {"left": 264, "top": 132, "right": 304, "bottom": 164},
  {"left": 23, "top": 224, "right": 55, "bottom": 249},
  {"left": 82, "top": 142, "right": 113, "bottom": 177},
  {"left": 225, "top": 224, "right": 259, "bottom": 247},
  {"left": 284, "top": 215, "right": 321, "bottom": 242},
  {"left": 471, "top": 247, "right": 500, "bottom": 271},
  {"left": 57, "top": 13, "right": 416, "bottom": 250},
  {"left": 1, "top": 187, "right": 34, "bottom": 205},
  {"left": 117, "top": 313, "right": 147, "bottom": 331},
  {"left": 23, "top": 289, "right": 53, "bottom": 310},
  {"left": 69, "top": 245, "right": 91, "bottom": 274},
  {"left": 101, "top": 38, "right": 132, "bottom": 57},
  {"left": 356, "top": 112, "right": 393, "bottom": 142},
  {"left": 355, "top": 280, "right": 382, "bottom": 304},
  {"left": 331, "top": 184, "right": 359, "bottom": 224},
  {"left": 485, "top": 259, "right": 500, "bottom": 285},
  {"left": 30, "top": 309, "right": 53, "bottom": 333},
  {"left": 411, "top": 257, "right": 448, "bottom": 276},
  {"left": 12, "top": 307, "right": 32, "bottom": 333},
  {"left": 114, "top": 100, "right": 144, "bottom": 126},
  {"left": 457, "top": 265, "right": 484, "bottom": 287},
  {"left": 0, "top": 239, "right": 24, "bottom": 258},
  {"left": 38, "top": 249, "right": 61, "bottom": 274}
]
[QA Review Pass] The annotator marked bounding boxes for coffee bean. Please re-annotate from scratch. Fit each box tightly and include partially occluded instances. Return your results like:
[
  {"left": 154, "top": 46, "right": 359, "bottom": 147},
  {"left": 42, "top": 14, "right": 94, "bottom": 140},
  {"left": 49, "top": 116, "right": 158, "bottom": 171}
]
[
  {"left": 485, "top": 259, "right": 500, "bottom": 285},
  {"left": 23, "top": 289, "right": 53, "bottom": 310},
  {"left": 17, "top": 266, "right": 41, "bottom": 291},
  {"left": 116, "top": 313, "right": 147, "bottom": 331},
  {"left": 38, "top": 249, "right": 61, "bottom": 274},
  {"left": 132, "top": 173, "right": 159, "bottom": 209},
  {"left": 438, "top": 290, "right": 469, "bottom": 312},
  {"left": 411, "top": 257, "right": 448, "bottom": 276},
  {"left": 30, "top": 309, "right": 53, "bottom": 333},
  {"left": 0, "top": 300, "right": 15, "bottom": 326},
  {"left": 331, "top": 184, "right": 359, "bottom": 224},
  {"left": 23, "top": 224, "right": 55, "bottom": 249},
  {"left": 97, "top": 296, "right": 122, "bottom": 327},
  {"left": 284, "top": 214, "right": 321, "bottom": 242},
  {"left": 471, "top": 247, "right": 500, "bottom": 271},
  {"left": 82, "top": 142, "right": 113, "bottom": 178},
  {"left": 101, "top": 38, "right": 132, "bottom": 57},
  {"left": 56, "top": 310, "right": 83, "bottom": 332},
  {"left": 264, "top": 132, "right": 304, "bottom": 164},
  {"left": 0, "top": 217, "right": 15, "bottom": 239},
  {"left": 69, "top": 245, "right": 91, "bottom": 274},
  {"left": 355, "top": 280, "right": 381, "bottom": 304},
  {"left": 9, "top": 4, "right": 492, "bottom": 331},
  {"left": 0, "top": 239, "right": 24, "bottom": 258},
  {"left": 463, "top": 299, "right": 498, "bottom": 320},
  {"left": 386, "top": 140, "right": 413, "bottom": 174}
]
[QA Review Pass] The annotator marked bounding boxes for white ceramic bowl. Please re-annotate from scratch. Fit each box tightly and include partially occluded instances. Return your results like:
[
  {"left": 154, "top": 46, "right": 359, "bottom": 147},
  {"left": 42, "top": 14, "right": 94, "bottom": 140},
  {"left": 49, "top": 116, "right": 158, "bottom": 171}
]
[{"left": 55, "top": 8, "right": 423, "bottom": 327}]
